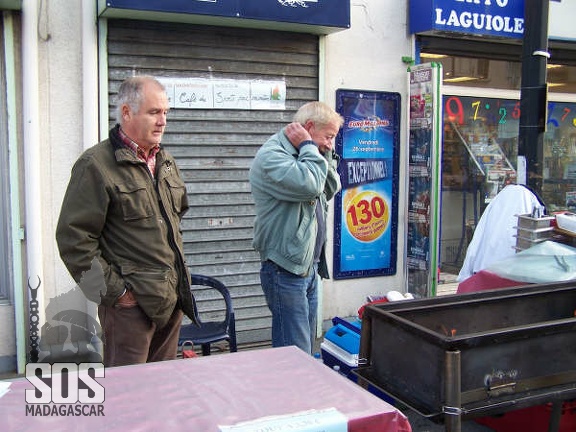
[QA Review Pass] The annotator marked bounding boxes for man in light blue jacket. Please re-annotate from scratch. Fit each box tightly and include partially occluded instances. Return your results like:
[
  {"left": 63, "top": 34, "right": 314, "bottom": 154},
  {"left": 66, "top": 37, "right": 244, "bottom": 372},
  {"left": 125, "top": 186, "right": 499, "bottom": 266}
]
[{"left": 249, "top": 102, "right": 343, "bottom": 354}]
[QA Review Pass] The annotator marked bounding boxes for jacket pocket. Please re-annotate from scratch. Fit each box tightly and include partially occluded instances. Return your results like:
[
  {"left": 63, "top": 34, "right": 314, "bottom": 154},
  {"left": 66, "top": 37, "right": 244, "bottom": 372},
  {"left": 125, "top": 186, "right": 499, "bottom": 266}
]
[
  {"left": 165, "top": 175, "right": 187, "bottom": 214},
  {"left": 284, "top": 206, "right": 315, "bottom": 263},
  {"left": 116, "top": 180, "right": 153, "bottom": 221},
  {"left": 121, "top": 265, "right": 178, "bottom": 328}
]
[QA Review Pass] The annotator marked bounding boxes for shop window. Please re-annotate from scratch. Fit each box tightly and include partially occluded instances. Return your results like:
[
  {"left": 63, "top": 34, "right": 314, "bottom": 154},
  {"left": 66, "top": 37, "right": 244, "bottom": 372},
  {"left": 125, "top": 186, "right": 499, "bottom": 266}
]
[
  {"left": 444, "top": 58, "right": 489, "bottom": 83},
  {"left": 442, "top": 94, "right": 576, "bottom": 209},
  {"left": 440, "top": 95, "right": 576, "bottom": 274},
  {"left": 442, "top": 95, "right": 518, "bottom": 205},
  {"left": 542, "top": 101, "right": 576, "bottom": 212},
  {"left": 421, "top": 54, "right": 576, "bottom": 94}
]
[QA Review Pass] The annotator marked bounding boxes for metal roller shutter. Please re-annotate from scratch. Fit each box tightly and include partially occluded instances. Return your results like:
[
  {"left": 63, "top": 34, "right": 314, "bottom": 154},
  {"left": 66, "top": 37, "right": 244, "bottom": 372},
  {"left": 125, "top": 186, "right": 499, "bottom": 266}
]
[{"left": 106, "top": 19, "right": 319, "bottom": 347}]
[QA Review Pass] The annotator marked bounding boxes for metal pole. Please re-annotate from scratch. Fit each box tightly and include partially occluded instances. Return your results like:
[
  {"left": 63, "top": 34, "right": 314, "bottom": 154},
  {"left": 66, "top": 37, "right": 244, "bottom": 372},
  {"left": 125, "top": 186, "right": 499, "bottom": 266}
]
[
  {"left": 444, "top": 350, "right": 462, "bottom": 432},
  {"left": 547, "top": 400, "right": 562, "bottom": 432},
  {"left": 518, "top": 0, "right": 550, "bottom": 197}
]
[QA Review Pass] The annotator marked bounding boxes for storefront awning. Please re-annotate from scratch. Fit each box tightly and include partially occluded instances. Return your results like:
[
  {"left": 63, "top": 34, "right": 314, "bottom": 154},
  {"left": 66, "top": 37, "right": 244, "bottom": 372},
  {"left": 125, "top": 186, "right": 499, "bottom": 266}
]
[
  {"left": 98, "top": 0, "right": 350, "bottom": 35},
  {"left": 0, "top": 0, "right": 21, "bottom": 10}
]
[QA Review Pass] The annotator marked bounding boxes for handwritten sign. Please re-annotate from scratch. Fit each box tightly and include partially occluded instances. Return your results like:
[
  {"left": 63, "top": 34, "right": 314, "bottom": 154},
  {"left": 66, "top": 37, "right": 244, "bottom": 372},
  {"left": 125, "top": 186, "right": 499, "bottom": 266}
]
[
  {"left": 158, "top": 77, "right": 285, "bottom": 110},
  {"left": 213, "top": 80, "right": 251, "bottom": 109},
  {"left": 174, "top": 78, "right": 213, "bottom": 109},
  {"left": 251, "top": 81, "right": 286, "bottom": 110}
]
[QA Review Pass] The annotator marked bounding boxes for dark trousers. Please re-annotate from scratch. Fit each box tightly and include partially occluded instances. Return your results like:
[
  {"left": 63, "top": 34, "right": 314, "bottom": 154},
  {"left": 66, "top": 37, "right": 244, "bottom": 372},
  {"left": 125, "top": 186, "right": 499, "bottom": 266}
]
[{"left": 98, "top": 304, "right": 183, "bottom": 367}]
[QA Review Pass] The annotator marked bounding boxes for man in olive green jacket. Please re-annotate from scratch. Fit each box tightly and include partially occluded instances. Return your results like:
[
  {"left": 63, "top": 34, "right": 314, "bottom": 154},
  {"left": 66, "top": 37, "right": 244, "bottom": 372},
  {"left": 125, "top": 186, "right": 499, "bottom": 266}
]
[{"left": 56, "top": 76, "right": 197, "bottom": 366}]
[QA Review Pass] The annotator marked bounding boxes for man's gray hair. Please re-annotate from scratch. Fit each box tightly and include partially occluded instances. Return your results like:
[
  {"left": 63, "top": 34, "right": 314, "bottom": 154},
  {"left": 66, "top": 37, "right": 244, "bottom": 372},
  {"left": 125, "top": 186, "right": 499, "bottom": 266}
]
[
  {"left": 115, "top": 75, "right": 165, "bottom": 124},
  {"left": 293, "top": 101, "right": 344, "bottom": 128}
]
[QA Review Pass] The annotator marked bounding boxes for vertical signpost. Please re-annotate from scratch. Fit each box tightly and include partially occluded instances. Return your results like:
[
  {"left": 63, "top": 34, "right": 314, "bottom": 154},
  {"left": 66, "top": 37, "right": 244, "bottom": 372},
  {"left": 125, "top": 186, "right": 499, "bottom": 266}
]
[
  {"left": 406, "top": 63, "right": 443, "bottom": 297},
  {"left": 518, "top": 0, "right": 550, "bottom": 196}
]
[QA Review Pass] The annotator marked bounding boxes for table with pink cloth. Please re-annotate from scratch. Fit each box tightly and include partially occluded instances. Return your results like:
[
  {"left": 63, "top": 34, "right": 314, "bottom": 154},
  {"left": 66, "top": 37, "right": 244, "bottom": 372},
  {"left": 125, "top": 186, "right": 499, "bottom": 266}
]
[
  {"left": 456, "top": 269, "right": 525, "bottom": 294},
  {"left": 0, "top": 345, "right": 411, "bottom": 431}
]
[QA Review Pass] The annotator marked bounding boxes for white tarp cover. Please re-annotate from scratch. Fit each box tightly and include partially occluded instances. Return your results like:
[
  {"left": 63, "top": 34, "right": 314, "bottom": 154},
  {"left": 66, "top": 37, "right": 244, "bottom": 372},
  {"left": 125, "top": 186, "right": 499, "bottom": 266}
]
[{"left": 486, "top": 240, "right": 576, "bottom": 284}]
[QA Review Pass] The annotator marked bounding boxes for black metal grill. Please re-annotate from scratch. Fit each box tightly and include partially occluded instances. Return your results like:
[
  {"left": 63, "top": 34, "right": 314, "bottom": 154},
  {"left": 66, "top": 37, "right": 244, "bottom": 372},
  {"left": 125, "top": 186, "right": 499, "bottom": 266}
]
[{"left": 356, "top": 282, "right": 576, "bottom": 432}]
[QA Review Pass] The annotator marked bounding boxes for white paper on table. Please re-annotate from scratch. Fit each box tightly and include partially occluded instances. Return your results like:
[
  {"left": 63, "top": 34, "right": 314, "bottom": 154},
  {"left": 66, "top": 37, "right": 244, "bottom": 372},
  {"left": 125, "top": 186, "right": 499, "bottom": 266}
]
[
  {"left": 219, "top": 407, "right": 347, "bottom": 432},
  {"left": 0, "top": 381, "right": 11, "bottom": 399}
]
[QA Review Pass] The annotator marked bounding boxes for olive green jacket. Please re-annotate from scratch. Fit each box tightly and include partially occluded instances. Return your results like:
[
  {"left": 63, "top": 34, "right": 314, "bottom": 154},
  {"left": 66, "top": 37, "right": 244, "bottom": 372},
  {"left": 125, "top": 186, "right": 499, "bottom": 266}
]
[{"left": 56, "top": 125, "right": 198, "bottom": 328}]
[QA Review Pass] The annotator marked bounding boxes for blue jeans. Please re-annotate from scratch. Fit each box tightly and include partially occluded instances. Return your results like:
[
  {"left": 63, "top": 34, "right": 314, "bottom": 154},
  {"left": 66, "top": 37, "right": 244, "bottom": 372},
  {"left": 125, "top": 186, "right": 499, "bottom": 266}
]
[{"left": 260, "top": 260, "right": 318, "bottom": 354}]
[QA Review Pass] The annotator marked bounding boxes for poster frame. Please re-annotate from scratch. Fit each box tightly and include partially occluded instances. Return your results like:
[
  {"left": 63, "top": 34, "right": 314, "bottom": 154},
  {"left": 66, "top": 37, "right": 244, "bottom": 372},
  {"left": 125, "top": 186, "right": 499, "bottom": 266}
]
[{"left": 333, "top": 89, "right": 401, "bottom": 280}]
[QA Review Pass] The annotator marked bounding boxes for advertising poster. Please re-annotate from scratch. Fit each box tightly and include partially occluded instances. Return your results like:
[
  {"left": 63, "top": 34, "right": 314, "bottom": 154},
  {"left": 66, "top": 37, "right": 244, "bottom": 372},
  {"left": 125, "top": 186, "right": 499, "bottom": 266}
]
[
  {"left": 333, "top": 90, "right": 400, "bottom": 279},
  {"left": 407, "top": 63, "right": 442, "bottom": 297}
]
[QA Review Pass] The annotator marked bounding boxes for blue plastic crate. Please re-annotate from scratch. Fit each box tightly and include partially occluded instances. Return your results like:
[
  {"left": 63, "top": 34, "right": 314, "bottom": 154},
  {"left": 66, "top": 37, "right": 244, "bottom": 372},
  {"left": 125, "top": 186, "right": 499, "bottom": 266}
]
[
  {"left": 324, "top": 323, "right": 360, "bottom": 355},
  {"left": 321, "top": 318, "right": 396, "bottom": 406},
  {"left": 320, "top": 340, "right": 395, "bottom": 405}
]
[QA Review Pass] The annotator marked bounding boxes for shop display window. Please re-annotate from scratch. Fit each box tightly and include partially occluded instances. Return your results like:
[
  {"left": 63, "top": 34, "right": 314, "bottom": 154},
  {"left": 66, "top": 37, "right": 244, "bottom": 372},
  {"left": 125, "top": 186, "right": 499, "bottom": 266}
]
[
  {"left": 443, "top": 95, "right": 519, "bottom": 205},
  {"left": 542, "top": 100, "right": 576, "bottom": 212},
  {"left": 440, "top": 95, "right": 576, "bottom": 273},
  {"left": 418, "top": 49, "right": 576, "bottom": 285},
  {"left": 421, "top": 54, "right": 576, "bottom": 94},
  {"left": 443, "top": 95, "right": 576, "bottom": 210}
]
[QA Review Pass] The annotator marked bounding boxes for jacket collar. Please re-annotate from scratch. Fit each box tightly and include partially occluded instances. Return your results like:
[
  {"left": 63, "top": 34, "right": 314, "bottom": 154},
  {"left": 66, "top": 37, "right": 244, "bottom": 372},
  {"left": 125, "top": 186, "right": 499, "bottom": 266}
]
[
  {"left": 279, "top": 126, "right": 300, "bottom": 157},
  {"left": 109, "top": 124, "right": 164, "bottom": 164}
]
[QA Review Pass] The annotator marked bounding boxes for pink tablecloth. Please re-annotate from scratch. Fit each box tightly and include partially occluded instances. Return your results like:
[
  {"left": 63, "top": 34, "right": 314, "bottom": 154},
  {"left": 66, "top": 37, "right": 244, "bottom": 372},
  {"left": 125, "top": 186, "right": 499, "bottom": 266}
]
[
  {"left": 0, "top": 346, "right": 411, "bottom": 432},
  {"left": 457, "top": 270, "right": 525, "bottom": 294}
]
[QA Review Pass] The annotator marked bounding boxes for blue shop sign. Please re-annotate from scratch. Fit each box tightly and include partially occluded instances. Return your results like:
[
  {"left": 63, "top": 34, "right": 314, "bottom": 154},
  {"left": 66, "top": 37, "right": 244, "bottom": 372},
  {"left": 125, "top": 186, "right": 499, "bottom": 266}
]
[
  {"left": 410, "top": 0, "right": 525, "bottom": 39},
  {"left": 100, "top": 0, "right": 349, "bottom": 32}
]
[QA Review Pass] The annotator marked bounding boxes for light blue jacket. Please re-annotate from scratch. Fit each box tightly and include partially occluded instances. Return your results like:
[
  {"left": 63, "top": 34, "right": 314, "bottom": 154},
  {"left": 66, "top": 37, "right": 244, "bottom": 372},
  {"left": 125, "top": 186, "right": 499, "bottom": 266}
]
[{"left": 249, "top": 127, "right": 341, "bottom": 277}]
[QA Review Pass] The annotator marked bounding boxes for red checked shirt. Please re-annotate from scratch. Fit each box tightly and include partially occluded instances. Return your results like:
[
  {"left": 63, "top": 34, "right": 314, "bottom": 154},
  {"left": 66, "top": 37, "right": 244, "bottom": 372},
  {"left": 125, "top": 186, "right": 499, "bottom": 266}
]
[{"left": 118, "top": 127, "right": 161, "bottom": 177}]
